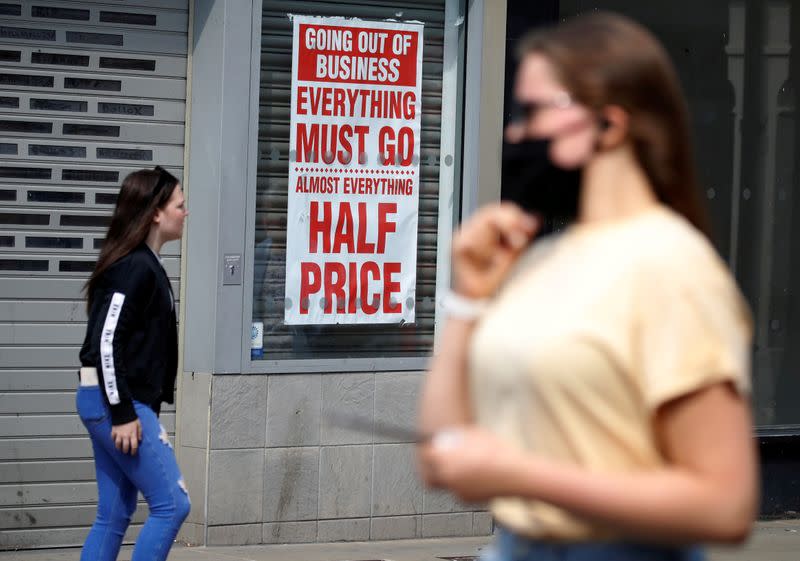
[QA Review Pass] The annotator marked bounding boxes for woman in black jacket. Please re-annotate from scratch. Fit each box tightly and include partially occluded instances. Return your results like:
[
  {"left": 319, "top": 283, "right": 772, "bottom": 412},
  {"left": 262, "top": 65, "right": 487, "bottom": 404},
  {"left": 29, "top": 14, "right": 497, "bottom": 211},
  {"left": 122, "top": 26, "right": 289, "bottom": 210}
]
[{"left": 77, "top": 167, "right": 190, "bottom": 561}]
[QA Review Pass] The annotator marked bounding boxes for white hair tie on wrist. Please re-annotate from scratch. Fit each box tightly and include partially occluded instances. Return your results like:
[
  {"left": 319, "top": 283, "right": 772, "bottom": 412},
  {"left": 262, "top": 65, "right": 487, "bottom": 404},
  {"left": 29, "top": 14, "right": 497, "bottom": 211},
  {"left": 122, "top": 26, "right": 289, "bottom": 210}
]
[{"left": 440, "top": 289, "right": 490, "bottom": 320}]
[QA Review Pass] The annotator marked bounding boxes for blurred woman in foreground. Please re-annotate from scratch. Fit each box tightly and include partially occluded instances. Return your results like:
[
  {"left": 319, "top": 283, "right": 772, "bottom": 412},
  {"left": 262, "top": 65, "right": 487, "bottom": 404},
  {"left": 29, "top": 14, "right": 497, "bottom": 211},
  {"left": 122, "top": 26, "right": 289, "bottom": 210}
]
[{"left": 419, "top": 12, "right": 757, "bottom": 561}]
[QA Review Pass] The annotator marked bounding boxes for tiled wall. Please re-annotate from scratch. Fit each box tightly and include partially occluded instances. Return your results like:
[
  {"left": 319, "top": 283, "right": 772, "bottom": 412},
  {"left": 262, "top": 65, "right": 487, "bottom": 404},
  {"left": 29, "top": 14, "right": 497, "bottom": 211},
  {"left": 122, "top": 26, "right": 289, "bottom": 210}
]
[{"left": 176, "top": 372, "right": 491, "bottom": 546}]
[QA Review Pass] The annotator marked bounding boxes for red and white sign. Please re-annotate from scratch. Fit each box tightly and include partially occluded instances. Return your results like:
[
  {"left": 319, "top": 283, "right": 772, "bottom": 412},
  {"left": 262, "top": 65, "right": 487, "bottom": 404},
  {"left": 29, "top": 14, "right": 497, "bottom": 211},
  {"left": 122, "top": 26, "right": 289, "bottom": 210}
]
[{"left": 285, "top": 16, "right": 423, "bottom": 325}]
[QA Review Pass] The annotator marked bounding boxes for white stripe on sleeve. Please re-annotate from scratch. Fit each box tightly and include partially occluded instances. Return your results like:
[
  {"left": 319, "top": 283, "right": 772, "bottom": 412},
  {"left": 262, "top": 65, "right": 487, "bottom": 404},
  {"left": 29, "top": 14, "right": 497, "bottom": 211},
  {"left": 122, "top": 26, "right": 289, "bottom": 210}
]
[{"left": 99, "top": 292, "right": 126, "bottom": 405}]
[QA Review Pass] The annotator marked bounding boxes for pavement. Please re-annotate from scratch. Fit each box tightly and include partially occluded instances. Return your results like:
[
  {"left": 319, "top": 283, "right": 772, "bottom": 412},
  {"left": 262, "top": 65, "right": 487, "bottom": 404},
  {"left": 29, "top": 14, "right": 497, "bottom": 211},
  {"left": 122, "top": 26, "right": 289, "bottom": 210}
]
[{"left": 2, "top": 520, "right": 799, "bottom": 561}]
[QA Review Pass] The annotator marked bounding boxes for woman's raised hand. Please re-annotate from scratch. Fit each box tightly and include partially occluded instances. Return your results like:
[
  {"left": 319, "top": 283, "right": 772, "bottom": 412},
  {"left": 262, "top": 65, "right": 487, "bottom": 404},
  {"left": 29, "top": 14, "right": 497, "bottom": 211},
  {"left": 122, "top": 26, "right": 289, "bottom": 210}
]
[{"left": 452, "top": 203, "right": 539, "bottom": 299}]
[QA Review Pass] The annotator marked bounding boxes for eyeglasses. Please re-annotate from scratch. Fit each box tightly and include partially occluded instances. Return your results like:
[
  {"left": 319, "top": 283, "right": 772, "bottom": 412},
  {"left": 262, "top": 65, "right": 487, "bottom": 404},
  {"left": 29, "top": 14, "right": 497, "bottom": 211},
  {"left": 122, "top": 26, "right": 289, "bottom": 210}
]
[
  {"left": 510, "top": 92, "right": 573, "bottom": 123},
  {"left": 151, "top": 165, "right": 172, "bottom": 200}
]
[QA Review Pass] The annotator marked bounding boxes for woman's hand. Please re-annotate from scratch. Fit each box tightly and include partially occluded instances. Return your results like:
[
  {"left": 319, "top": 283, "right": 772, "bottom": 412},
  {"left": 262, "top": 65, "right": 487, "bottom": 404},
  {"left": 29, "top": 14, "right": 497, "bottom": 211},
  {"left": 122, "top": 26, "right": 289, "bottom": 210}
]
[
  {"left": 418, "top": 426, "right": 523, "bottom": 503},
  {"left": 111, "top": 419, "right": 142, "bottom": 455},
  {"left": 452, "top": 203, "right": 539, "bottom": 299},
  {"left": 417, "top": 386, "right": 757, "bottom": 543}
]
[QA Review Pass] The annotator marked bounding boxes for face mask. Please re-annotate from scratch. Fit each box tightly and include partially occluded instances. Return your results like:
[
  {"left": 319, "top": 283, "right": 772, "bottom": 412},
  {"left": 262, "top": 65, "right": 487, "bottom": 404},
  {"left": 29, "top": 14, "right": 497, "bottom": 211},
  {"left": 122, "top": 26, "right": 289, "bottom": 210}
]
[{"left": 501, "top": 137, "right": 583, "bottom": 231}]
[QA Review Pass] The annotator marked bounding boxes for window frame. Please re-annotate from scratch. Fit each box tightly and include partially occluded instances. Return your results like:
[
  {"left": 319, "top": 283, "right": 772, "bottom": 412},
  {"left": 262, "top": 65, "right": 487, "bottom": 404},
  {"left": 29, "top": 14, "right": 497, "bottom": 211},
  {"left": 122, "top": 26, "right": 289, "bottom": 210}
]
[{"left": 241, "top": 0, "right": 472, "bottom": 374}]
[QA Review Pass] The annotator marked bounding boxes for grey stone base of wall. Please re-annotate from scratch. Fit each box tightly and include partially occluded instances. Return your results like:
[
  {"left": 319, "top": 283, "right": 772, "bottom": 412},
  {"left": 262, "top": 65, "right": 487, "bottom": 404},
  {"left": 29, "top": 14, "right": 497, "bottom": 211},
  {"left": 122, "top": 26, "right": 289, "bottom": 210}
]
[{"left": 175, "top": 372, "right": 492, "bottom": 546}]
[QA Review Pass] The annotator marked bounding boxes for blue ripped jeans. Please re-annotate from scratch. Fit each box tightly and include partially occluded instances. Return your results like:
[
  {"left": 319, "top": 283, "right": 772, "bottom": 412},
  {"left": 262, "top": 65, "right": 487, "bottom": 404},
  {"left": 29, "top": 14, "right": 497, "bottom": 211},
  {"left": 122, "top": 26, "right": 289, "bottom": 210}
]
[
  {"left": 480, "top": 527, "right": 705, "bottom": 561},
  {"left": 77, "top": 385, "right": 190, "bottom": 561}
]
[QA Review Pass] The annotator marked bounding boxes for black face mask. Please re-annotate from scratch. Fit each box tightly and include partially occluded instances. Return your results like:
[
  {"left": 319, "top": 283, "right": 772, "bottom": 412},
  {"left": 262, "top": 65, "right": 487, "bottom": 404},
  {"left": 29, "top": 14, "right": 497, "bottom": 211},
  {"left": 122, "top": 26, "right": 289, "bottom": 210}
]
[{"left": 501, "top": 137, "right": 583, "bottom": 233}]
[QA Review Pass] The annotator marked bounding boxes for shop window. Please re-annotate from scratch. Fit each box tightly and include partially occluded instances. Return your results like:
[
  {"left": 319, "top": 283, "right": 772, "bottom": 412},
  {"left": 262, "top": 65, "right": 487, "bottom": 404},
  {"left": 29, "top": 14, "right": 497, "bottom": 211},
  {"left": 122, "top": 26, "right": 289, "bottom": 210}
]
[{"left": 252, "top": 1, "right": 449, "bottom": 361}]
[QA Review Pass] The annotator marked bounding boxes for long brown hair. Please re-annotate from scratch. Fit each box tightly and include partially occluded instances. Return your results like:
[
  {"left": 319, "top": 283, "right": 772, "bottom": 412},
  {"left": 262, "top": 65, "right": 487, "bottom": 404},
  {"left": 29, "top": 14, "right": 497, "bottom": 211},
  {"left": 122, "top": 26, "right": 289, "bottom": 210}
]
[
  {"left": 519, "top": 12, "right": 711, "bottom": 237},
  {"left": 85, "top": 167, "right": 179, "bottom": 310}
]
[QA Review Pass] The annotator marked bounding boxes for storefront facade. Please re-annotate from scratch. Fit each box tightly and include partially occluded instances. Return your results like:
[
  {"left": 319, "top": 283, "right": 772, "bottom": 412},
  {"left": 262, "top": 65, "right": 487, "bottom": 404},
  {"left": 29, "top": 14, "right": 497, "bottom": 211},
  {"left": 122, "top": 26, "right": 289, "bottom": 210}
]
[{"left": 1, "top": 0, "right": 798, "bottom": 550}]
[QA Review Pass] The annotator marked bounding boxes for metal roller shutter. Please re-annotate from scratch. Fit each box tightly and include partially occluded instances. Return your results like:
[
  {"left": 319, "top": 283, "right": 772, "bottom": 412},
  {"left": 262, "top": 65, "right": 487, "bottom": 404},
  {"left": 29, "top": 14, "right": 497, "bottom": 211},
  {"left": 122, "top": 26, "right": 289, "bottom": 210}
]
[
  {"left": 0, "top": 0, "right": 188, "bottom": 549},
  {"left": 255, "top": 0, "right": 445, "bottom": 359}
]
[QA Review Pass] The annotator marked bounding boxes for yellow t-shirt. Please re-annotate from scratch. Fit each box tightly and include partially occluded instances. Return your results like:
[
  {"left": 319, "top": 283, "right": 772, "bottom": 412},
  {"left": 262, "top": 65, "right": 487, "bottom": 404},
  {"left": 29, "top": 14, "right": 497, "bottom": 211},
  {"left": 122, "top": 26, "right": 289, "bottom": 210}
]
[{"left": 469, "top": 205, "right": 752, "bottom": 540}]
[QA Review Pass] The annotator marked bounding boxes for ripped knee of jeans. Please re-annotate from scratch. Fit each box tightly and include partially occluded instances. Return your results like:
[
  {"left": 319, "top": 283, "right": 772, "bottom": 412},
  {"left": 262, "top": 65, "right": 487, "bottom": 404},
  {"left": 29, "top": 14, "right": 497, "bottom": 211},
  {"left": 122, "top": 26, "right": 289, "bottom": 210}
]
[
  {"left": 158, "top": 424, "right": 172, "bottom": 448},
  {"left": 176, "top": 477, "right": 191, "bottom": 520}
]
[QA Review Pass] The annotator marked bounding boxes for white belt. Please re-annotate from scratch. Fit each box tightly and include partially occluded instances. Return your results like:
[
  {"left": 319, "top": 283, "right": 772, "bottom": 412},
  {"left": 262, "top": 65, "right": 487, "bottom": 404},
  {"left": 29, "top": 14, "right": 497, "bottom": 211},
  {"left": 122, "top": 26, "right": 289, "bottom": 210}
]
[{"left": 79, "top": 367, "right": 99, "bottom": 387}]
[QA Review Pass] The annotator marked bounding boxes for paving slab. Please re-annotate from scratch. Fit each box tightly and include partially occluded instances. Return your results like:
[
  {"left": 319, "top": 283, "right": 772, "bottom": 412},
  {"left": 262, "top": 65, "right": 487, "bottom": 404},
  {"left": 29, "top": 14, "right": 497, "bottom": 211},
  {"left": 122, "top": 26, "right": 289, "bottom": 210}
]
[{"left": 2, "top": 521, "right": 798, "bottom": 561}]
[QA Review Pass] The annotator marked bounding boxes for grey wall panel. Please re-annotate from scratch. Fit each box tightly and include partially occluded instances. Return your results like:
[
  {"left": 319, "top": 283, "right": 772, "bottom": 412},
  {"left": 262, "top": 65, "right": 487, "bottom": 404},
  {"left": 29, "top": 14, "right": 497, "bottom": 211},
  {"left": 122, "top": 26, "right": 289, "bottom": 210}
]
[
  {"left": 0, "top": 0, "right": 189, "bottom": 548},
  {"left": 182, "top": 0, "right": 227, "bottom": 372}
]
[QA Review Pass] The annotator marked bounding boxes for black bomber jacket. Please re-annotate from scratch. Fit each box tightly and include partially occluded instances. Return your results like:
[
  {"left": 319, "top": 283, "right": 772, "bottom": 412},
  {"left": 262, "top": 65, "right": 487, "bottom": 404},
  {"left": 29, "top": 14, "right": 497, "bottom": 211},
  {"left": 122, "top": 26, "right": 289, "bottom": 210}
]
[{"left": 79, "top": 244, "right": 178, "bottom": 425}]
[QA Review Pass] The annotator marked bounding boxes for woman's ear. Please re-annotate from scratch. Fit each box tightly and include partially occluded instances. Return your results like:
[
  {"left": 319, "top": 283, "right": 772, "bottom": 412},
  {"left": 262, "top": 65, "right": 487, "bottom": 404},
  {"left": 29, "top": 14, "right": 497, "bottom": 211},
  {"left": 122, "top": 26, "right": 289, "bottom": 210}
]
[{"left": 598, "top": 105, "right": 629, "bottom": 149}]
